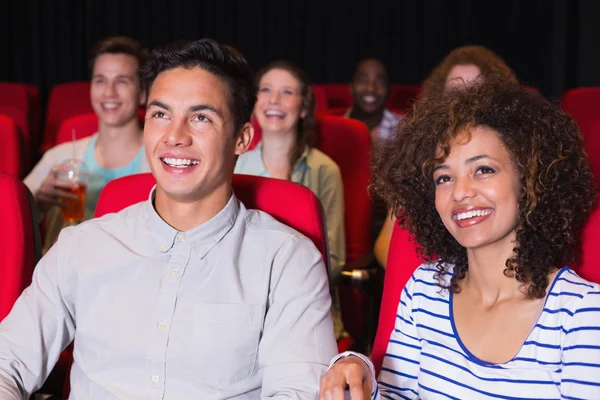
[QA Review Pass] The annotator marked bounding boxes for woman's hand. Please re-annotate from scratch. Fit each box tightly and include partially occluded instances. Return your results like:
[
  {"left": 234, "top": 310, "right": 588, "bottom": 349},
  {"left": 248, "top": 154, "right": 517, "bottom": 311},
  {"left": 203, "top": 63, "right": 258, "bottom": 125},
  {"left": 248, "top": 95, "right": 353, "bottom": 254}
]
[{"left": 319, "top": 355, "right": 373, "bottom": 400}]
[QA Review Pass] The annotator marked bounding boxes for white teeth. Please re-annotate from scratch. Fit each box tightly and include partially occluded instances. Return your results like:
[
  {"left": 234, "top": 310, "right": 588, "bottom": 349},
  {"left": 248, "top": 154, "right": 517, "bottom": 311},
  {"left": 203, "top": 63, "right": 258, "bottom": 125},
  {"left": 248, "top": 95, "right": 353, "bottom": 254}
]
[
  {"left": 265, "top": 110, "right": 285, "bottom": 117},
  {"left": 103, "top": 103, "right": 119, "bottom": 109},
  {"left": 363, "top": 95, "right": 377, "bottom": 104},
  {"left": 161, "top": 157, "right": 199, "bottom": 168},
  {"left": 456, "top": 209, "right": 491, "bottom": 221}
]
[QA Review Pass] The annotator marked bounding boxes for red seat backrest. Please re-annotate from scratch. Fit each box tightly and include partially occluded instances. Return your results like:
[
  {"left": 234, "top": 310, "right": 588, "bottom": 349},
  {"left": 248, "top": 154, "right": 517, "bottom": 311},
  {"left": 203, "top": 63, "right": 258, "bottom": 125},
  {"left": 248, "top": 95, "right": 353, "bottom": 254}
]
[
  {"left": 42, "top": 82, "right": 93, "bottom": 152},
  {"left": 0, "top": 83, "right": 29, "bottom": 114},
  {"left": 95, "top": 173, "right": 329, "bottom": 263},
  {"left": 55, "top": 109, "right": 147, "bottom": 146},
  {"left": 22, "top": 83, "right": 41, "bottom": 144},
  {"left": 561, "top": 87, "right": 600, "bottom": 138},
  {"left": 0, "top": 115, "right": 24, "bottom": 177},
  {"left": 0, "top": 83, "right": 32, "bottom": 153},
  {"left": 55, "top": 113, "right": 99, "bottom": 145},
  {"left": 385, "top": 84, "right": 422, "bottom": 112},
  {"left": 314, "top": 115, "right": 372, "bottom": 262},
  {"left": 322, "top": 83, "right": 352, "bottom": 109},
  {"left": 0, "top": 172, "right": 40, "bottom": 321},
  {"left": 371, "top": 222, "right": 425, "bottom": 376},
  {"left": 0, "top": 105, "right": 32, "bottom": 167},
  {"left": 582, "top": 121, "right": 600, "bottom": 189},
  {"left": 579, "top": 206, "right": 600, "bottom": 284},
  {"left": 311, "top": 84, "right": 329, "bottom": 113}
]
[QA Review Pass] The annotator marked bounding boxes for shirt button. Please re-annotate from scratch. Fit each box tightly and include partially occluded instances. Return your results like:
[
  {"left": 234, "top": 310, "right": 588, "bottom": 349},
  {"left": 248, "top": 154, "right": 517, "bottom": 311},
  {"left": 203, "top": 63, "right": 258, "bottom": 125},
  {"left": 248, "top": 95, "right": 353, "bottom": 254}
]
[
  {"left": 171, "top": 269, "right": 179, "bottom": 277},
  {"left": 177, "top": 233, "right": 185, "bottom": 242},
  {"left": 151, "top": 374, "right": 160, "bottom": 383},
  {"left": 157, "top": 322, "right": 166, "bottom": 330},
  {"left": 159, "top": 245, "right": 167, "bottom": 252},
  {"left": 198, "top": 251, "right": 205, "bottom": 258}
]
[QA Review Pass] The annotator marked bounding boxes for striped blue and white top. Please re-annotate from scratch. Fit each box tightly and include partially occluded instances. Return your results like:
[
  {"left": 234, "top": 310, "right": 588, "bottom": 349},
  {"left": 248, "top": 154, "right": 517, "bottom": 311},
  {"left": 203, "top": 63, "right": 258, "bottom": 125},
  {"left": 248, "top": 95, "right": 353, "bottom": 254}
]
[{"left": 374, "top": 264, "right": 600, "bottom": 400}]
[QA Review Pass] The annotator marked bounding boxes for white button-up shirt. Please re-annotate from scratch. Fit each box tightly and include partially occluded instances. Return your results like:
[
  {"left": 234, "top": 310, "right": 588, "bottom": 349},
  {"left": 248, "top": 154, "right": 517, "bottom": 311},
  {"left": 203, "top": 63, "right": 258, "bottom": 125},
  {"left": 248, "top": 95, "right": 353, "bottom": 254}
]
[{"left": 0, "top": 192, "right": 337, "bottom": 399}]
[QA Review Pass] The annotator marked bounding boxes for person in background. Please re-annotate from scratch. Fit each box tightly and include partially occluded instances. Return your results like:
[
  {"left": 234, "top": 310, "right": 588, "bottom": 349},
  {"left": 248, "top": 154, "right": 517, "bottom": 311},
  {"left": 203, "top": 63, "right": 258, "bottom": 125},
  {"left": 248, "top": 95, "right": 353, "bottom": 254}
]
[
  {"left": 319, "top": 81, "right": 600, "bottom": 400},
  {"left": 24, "top": 36, "right": 150, "bottom": 252},
  {"left": 374, "top": 45, "right": 519, "bottom": 268},
  {"left": 235, "top": 60, "right": 346, "bottom": 339},
  {"left": 421, "top": 45, "right": 518, "bottom": 99},
  {"left": 235, "top": 61, "right": 346, "bottom": 281},
  {"left": 0, "top": 38, "right": 337, "bottom": 399},
  {"left": 346, "top": 58, "right": 401, "bottom": 145}
]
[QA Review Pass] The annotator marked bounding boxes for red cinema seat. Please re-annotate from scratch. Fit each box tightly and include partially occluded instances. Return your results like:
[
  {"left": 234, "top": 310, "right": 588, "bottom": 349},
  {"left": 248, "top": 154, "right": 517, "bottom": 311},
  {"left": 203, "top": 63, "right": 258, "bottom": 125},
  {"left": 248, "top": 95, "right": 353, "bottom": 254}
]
[
  {"left": 0, "top": 172, "right": 41, "bottom": 321},
  {"left": 55, "top": 113, "right": 98, "bottom": 146},
  {"left": 315, "top": 116, "right": 371, "bottom": 263},
  {"left": 370, "top": 222, "right": 424, "bottom": 375},
  {"left": 580, "top": 206, "right": 600, "bottom": 285},
  {"left": 561, "top": 87, "right": 600, "bottom": 139},
  {"left": 323, "top": 83, "right": 353, "bottom": 109},
  {"left": 94, "top": 173, "right": 328, "bottom": 259},
  {"left": 314, "top": 116, "right": 373, "bottom": 348},
  {"left": 41, "top": 82, "right": 93, "bottom": 153},
  {"left": 583, "top": 121, "right": 600, "bottom": 188},
  {"left": 385, "top": 84, "right": 422, "bottom": 112},
  {"left": 311, "top": 84, "right": 329, "bottom": 113},
  {"left": 23, "top": 83, "right": 41, "bottom": 146},
  {"left": 56, "top": 109, "right": 147, "bottom": 146},
  {"left": 0, "top": 83, "right": 29, "bottom": 118},
  {"left": 0, "top": 105, "right": 32, "bottom": 167},
  {"left": 0, "top": 115, "right": 24, "bottom": 177}
]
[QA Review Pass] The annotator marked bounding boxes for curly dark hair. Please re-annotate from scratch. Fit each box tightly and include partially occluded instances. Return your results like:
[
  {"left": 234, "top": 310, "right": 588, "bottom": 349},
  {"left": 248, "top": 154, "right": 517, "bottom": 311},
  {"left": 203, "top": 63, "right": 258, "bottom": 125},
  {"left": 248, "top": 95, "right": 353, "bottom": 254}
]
[
  {"left": 372, "top": 81, "right": 597, "bottom": 298},
  {"left": 255, "top": 60, "right": 316, "bottom": 171},
  {"left": 421, "top": 45, "right": 518, "bottom": 100}
]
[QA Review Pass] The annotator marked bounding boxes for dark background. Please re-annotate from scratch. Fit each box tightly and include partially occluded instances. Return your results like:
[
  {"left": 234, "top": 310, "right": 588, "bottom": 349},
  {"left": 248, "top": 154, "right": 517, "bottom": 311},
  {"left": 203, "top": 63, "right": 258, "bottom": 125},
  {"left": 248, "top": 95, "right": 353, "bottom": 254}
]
[{"left": 1, "top": 0, "right": 599, "bottom": 103}]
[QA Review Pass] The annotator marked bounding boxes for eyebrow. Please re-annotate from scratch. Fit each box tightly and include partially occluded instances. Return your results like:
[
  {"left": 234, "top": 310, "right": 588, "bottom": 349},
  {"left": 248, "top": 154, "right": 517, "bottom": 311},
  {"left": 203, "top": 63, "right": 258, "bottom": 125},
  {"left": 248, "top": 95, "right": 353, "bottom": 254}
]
[
  {"left": 432, "top": 154, "right": 498, "bottom": 172},
  {"left": 147, "top": 100, "right": 171, "bottom": 111},
  {"left": 147, "top": 101, "right": 223, "bottom": 119},
  {"left": 189, "top": 104, "right": 223, "bottom": 119}
]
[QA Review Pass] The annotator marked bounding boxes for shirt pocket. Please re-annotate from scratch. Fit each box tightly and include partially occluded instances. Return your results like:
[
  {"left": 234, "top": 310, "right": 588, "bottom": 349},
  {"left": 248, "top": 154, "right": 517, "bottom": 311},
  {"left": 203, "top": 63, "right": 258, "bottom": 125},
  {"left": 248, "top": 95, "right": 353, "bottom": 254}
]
[{"left": 188, "top": 302, "right": 263, "bottom": 387}]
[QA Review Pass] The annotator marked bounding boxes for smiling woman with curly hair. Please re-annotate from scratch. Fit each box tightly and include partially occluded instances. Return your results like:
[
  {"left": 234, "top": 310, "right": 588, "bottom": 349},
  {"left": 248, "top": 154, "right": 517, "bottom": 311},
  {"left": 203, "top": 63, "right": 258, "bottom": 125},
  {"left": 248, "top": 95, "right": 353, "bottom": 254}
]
[{"left": 319, "top": 81, "right": 600, "bottom": 400}]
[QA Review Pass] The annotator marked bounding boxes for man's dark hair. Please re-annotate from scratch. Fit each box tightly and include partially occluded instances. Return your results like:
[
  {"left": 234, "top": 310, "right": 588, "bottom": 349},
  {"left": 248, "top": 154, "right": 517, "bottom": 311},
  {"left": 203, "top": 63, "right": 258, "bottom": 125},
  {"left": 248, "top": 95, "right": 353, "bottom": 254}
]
[
  {"left": 141, "top": 38, "right": 256, "bottom": 134},
  {"left": 88, "top": 36, "right": 147, "bottom": 80}
]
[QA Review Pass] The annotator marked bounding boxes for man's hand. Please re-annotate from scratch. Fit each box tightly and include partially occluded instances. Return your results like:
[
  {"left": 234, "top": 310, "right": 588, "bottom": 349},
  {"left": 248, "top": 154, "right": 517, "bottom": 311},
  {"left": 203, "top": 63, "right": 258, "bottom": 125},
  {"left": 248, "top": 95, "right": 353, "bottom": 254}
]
[
  {"left": 319, "top": 355, "right": 373, "bottom": 400},
  {"left": 35, "top": 167, "right": 78, "bottom": 212}
]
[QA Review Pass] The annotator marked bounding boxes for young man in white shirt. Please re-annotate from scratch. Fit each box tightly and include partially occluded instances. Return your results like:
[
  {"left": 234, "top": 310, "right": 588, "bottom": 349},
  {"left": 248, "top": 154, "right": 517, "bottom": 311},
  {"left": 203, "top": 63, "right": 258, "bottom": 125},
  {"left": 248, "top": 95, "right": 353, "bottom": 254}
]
[{"left": 0, "top": 38, "right": 337, "bottom": 399}]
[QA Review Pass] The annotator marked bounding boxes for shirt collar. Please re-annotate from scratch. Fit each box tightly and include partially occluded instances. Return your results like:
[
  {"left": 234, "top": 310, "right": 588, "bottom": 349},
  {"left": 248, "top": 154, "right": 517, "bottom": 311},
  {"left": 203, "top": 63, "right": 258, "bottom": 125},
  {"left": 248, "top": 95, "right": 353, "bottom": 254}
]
[{"left": 144, "top": 186, "right": 239, "bottom": 258}]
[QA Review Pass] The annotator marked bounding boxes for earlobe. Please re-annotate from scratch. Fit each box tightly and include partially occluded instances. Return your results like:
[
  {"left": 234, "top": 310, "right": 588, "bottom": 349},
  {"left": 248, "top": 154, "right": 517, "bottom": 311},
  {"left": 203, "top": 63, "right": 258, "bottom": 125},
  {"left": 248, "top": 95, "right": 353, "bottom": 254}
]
[{"left": 234, "top": 122, "right": 254, "bottom": 155}]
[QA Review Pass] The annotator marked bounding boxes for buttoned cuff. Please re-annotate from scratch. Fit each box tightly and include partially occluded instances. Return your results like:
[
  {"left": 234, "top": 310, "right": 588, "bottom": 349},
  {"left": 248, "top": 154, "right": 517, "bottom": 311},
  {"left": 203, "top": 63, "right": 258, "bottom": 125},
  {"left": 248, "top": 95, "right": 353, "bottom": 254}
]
[{"left": 328, "top": 351, "right": 377, "bottom": 398}]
